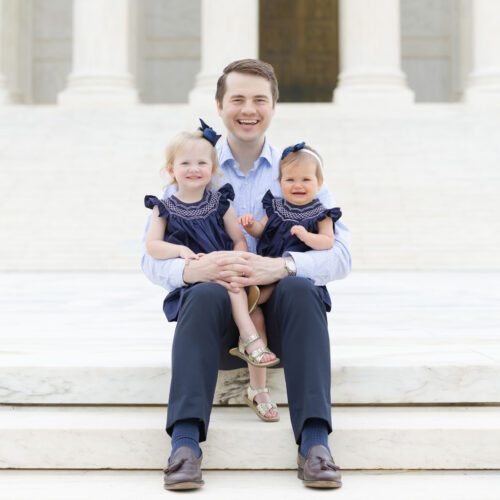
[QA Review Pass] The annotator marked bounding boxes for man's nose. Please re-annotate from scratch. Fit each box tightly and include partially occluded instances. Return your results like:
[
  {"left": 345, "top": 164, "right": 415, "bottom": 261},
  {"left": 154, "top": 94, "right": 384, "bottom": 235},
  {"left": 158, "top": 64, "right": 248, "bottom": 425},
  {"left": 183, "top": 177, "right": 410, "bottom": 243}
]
[{"left": 241, "top": 100, "right": 256, "bottom": 114}]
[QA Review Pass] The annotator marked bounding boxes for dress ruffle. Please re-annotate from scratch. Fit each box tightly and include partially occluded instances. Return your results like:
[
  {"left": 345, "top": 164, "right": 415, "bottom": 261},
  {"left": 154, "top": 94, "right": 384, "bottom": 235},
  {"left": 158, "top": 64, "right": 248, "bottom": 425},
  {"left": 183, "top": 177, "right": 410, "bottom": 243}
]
[{"left": 144, "top": 195, "right": 170, "bottom": 219}]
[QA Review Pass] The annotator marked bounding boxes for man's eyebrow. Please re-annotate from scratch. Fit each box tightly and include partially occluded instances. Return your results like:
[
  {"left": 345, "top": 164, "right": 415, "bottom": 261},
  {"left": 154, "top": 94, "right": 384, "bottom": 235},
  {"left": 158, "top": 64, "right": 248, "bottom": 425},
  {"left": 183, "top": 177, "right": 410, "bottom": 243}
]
[{"left": 228, "top": 94, "right": 270, "bottom": 100}]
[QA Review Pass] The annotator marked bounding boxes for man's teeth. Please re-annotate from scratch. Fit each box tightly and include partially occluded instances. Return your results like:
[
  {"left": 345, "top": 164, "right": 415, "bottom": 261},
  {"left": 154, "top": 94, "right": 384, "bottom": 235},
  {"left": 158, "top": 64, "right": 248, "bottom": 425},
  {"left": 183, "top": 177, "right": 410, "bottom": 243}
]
[{"left": 238, "top": 120, "right": 257, "bottom": 124}]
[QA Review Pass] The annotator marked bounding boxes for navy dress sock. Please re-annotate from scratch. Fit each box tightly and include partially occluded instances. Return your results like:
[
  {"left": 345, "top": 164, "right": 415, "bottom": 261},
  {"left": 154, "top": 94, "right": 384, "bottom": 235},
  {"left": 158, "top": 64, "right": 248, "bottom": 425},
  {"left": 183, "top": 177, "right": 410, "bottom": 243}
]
[
  {"left": 170, "top": 419, "right": 201, "bottom": 458},
  {"left": 299, "top": 418, "right": 330, "bottom": 458}
]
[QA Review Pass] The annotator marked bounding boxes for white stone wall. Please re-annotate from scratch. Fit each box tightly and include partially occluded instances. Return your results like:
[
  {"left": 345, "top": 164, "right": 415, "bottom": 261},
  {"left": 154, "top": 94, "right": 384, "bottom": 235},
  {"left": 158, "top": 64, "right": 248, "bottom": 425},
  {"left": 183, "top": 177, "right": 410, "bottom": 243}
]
[{"left": 0, "top": 104, "right": 499, "bottom": 271}]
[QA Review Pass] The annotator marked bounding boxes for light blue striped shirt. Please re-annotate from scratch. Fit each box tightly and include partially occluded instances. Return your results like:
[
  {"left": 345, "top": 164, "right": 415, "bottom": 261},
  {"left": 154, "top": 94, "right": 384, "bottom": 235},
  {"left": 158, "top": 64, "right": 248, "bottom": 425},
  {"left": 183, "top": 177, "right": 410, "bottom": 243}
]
[{"left": 141, "top": 137, "right": 351, "bottom": 291}]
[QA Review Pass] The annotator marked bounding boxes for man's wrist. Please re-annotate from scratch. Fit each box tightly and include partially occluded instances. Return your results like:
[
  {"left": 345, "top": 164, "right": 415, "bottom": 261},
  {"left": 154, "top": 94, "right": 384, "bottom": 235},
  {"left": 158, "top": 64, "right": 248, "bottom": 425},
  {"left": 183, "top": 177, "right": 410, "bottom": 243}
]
[{"left": 282, "top": 255, "right": 297, "bottom": 277}]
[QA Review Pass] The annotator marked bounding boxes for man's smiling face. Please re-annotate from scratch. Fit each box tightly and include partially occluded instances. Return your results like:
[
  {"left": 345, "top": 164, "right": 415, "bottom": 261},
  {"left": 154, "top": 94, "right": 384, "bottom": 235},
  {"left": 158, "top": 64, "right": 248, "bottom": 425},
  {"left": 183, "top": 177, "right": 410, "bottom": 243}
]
[{"left": 216, "top": 71, "right": 275, "bottom": 145}]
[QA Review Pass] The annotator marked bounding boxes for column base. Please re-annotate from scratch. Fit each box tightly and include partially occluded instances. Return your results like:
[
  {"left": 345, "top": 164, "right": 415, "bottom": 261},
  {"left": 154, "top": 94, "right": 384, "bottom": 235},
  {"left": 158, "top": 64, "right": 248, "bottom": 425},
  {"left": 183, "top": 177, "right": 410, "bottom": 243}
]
[
  {"left": 333, "top": 69, "right": 414, "bottom": 107},
  {"left": 58, "top": 74, "right": 139, "bottom": 107},
  {"left": 464, "top": 71, "right": 500, "bottom": 106},
  {"left": 188, "top": 86, "right": 217, "bottom": 108},
  {"left": 58, "top": 87, "right": 139, "bottom": 107},
  {"left": 188, "top": 71, "right": 220, "bottom": 108},
  {"left": 333, "top": 85, "right": 415, "bottom": 107}
]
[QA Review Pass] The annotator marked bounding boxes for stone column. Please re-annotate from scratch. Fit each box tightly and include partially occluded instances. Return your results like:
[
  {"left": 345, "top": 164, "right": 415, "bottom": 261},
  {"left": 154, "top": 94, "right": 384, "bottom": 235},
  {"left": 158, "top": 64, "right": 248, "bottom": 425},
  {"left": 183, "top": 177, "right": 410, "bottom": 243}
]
[
  {"left": 188, "top": 0, "right": 259, "bottom": 108},
  {"left": 0, "top": 0, "right": 28, "bottom": 104},
  {"left": 58, "top": 0, "right": 138, "bottom": 106},
  {"left": 464, "top": 0, "right": 500, "bottom": 105},
  {"left": 333, "top": 0, "right": 414, "bottom": 106}
]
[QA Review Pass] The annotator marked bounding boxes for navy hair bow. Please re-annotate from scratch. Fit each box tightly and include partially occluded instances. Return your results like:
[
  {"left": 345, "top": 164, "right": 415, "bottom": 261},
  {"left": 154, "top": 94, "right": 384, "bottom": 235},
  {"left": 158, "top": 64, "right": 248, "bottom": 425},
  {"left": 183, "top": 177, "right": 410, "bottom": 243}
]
[
  {"left": 281, "top": 141, "right": 306, "bottom": 160},
  {"left": 199, "top": 118, "right": 221, "bottom": 146}
]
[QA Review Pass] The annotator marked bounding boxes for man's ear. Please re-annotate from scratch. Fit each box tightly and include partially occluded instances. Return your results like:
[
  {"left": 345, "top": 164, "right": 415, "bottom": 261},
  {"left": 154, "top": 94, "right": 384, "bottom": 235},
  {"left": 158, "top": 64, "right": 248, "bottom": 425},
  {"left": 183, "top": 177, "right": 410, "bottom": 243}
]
[{"left": 216, "top": 99, "right": 222, "bottom": 115}]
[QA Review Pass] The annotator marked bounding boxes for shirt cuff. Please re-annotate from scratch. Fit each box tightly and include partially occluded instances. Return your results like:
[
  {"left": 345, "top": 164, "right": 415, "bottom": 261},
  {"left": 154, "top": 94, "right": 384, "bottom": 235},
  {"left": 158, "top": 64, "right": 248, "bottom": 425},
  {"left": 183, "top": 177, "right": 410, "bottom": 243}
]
[
  {"left": 169, "top": 258, "right": 188, "bottom": 289},
  {"left": 284, "top": 251, "right": 308, "bottom": 278}
]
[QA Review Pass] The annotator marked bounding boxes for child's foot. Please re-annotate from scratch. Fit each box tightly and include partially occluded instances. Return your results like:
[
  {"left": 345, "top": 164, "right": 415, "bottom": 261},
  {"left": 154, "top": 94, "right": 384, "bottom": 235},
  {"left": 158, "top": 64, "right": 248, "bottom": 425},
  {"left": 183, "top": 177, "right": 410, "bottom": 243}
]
[
  {"left": 245, "top": 386, "right": 280, "bottom": 422},
  {"left": 244, "top": 336, "right": 275, "bottom": 364},
  {"left": 253, "top": 390, "right": 278, "bottom": 419}
]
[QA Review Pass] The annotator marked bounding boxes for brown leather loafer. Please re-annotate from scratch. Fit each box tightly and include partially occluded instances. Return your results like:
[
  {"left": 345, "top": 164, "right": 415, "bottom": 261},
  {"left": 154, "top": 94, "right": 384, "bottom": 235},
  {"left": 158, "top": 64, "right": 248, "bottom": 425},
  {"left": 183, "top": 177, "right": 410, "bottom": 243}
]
[
  {"left": 297, "top": 445, "right": 342, "bottom": 488},
  {"left": 163, "top": 447, "right": 204, "bottom": 490}
]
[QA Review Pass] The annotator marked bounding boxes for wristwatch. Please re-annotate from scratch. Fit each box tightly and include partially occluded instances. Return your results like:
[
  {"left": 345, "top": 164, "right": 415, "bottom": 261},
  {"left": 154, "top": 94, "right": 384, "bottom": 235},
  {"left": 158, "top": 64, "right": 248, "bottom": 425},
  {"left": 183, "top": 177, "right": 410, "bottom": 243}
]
[{"left": 283, "top": 255, "right": 297, "bottom": 277}]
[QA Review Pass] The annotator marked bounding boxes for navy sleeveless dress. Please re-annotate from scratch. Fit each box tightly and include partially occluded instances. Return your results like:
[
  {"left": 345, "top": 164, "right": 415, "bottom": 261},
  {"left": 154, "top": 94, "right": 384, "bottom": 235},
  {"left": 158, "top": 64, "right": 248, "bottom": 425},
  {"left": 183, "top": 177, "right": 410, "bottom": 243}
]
[
  {"left": 144, "top": 183, "right": 235, "bottom": 321},
  {"left": 256, "top": 190, "right": 342, "bottom": 312}
]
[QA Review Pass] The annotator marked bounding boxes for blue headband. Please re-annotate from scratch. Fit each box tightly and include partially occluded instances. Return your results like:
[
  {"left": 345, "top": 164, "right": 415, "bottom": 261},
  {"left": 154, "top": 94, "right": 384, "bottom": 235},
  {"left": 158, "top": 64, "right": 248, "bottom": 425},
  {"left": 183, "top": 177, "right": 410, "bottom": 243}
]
[
  {"left": 281, "top": 142, "right": 306, "bottom": 160},
  {"left": 199, "top": 118, "right": 221, "bottom": 146},
  {"left": 281, "top": 141, "right": 323, "bottom": 170}
]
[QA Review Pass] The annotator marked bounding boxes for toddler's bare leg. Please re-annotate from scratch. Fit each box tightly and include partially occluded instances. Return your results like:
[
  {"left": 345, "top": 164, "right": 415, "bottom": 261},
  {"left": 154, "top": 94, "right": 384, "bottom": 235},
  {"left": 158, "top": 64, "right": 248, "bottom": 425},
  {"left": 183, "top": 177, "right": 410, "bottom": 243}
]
[
  {"left": 247, "top": 306, "right": 278, "bottom": 419},
  {"left": 258, "top": 284, "right": 275, "bottom": 305},
  {"left": 228, "top": 290, "right": 275, "bottom": 363}
]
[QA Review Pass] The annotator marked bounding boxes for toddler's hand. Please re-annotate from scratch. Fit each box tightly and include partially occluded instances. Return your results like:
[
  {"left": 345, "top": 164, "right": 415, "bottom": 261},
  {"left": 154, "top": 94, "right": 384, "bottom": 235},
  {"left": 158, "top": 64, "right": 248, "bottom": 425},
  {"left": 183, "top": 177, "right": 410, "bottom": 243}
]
[
  {"left": 179, "top": 246, "right": 202, "bottom": 265},
  {"left": 290, "top": 225, "right": 308, "bottom": 241},
  {"left": 238, "top": 214, "right": 255, "bottom": 227}
]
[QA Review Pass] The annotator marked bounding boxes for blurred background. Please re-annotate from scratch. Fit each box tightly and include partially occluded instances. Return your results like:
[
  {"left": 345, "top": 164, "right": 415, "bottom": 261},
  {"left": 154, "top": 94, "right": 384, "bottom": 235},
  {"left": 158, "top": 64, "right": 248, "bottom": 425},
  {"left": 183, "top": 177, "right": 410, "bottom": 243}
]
[{"left": 1, "top": 0, "right": 499, "bottom": 271}]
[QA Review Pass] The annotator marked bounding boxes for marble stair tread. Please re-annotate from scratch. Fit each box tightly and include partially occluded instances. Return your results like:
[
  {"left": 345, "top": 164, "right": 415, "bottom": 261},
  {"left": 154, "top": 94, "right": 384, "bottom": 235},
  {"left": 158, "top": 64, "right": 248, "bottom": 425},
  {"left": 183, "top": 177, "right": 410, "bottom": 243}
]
[
  {"left": 1, "top": 405, "right": 500, "bottom": 469},
  {"left": 1, "top": 470, "right": 500, "bottom": 500},
  {"left": 1, "top": 342, "right": 500, "bottom": 404}
]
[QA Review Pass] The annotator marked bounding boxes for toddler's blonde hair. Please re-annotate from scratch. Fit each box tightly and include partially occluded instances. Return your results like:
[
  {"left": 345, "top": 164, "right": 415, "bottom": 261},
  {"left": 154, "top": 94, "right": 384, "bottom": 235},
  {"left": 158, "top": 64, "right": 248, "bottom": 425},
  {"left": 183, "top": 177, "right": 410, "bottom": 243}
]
[{"left": 165, "top": 130, "right": 220, "bottom": 185}]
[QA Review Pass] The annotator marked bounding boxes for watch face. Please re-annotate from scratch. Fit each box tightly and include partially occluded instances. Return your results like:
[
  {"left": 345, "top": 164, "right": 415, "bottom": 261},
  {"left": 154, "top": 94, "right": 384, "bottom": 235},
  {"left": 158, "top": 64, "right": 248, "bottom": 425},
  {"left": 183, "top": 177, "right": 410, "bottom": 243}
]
[{"left": 285, "top": 257, "right": 296, "bottom": 276}]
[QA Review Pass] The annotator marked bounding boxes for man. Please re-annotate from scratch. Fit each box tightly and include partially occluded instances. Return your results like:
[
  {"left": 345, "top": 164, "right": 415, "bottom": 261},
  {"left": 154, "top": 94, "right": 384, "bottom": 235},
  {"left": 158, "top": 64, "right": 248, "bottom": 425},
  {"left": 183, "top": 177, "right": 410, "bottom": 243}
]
[{"left": 142, "top": 59, "right": 351, "bottom": 489}]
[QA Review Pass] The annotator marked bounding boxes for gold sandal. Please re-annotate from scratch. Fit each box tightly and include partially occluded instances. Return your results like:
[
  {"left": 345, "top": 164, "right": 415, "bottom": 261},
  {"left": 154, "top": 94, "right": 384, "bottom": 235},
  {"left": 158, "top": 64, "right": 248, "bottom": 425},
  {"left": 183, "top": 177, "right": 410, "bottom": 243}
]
[
  {"left": 229, "top": 333, "right": 280, "bottom": 368},
  {"left": 245, "top": 386, "right": 280, "bottom": 422},
  {"left": 247, "top": 285, "right": 260, "bottom": 314}
]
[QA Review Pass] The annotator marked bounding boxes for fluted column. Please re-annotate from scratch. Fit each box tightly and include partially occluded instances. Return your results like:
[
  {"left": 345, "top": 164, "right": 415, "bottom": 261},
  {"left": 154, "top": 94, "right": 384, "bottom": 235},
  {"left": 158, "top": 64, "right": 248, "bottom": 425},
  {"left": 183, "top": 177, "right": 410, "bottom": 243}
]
[
  {"left": 333, "top": 0, "right": 414, "bottom": 106},
  {"left": 464, "top": 0, "right": 500, "bottom": 105},
  {"left": 58, "top": 0, "right": 138, "bottom": 107},
  {"left": 0, "top": 0, "right": 28, "bottom": 104},
  {"left": 188, "top": 0, "right": 258, "bottom": 107}
]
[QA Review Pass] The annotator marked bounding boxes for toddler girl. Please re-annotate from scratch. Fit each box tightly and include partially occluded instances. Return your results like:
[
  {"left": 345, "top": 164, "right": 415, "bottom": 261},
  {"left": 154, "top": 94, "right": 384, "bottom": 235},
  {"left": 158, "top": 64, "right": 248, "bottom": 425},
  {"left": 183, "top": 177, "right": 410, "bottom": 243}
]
[
  {"left": 144, "top": 120, "right": 279, "bottom": 422},
  {"left": 239, "top": 142, "right": 342, "bottom": 324}
]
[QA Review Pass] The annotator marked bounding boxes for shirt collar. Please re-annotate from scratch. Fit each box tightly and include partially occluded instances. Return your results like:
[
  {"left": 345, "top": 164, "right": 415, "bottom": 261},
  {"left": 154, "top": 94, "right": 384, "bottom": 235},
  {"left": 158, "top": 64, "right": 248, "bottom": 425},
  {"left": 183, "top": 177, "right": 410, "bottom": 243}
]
[{"left": 217, "top": 137, "right": 273, "bottom": 169}]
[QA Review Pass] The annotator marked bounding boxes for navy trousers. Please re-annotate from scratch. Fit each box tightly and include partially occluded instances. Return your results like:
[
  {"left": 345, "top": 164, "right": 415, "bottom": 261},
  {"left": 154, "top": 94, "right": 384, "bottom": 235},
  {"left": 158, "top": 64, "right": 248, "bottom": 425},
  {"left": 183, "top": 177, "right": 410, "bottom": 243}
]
[{"left": 166, "top": 276, "right": 332, "bottom": 443}]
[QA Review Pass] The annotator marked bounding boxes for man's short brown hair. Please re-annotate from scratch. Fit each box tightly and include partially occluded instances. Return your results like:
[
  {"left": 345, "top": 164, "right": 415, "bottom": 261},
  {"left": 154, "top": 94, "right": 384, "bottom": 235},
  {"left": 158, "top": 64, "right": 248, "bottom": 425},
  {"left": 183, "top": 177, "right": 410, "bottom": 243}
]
[{"left": 215, "top": 59, "right": 279, "bottom": 106}]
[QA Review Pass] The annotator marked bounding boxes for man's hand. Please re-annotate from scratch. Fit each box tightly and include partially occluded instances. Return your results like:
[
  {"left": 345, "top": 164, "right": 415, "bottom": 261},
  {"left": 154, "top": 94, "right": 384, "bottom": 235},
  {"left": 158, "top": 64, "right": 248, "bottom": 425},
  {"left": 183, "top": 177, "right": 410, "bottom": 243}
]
[
  {"left": 217, "top": 251, "right": 288, "bottom": 288},
  {"left": 182, "top": 251, "right": 252, "bottom": 292}
]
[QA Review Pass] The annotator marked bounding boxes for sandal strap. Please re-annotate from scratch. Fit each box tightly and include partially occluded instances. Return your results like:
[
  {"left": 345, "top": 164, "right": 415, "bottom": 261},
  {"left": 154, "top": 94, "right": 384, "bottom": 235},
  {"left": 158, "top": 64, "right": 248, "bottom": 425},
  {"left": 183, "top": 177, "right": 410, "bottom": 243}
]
[
  {"left": 247, "top": 386, "right": 269, "bottom": 401},
  {"left": 239, "top": 333, "right": 261, "bottom": 350},
  {"left": 255, "top": 401, "right": 278, "bottom": 416},
  {"left": 248, "top": 346, "right": 271, "bottom": 364}
]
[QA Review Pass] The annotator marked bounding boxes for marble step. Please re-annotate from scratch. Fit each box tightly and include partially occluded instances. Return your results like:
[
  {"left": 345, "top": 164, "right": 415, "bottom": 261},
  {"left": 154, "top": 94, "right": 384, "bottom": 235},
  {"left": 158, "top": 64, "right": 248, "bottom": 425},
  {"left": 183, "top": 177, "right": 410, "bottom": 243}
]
[
  {"left": 1, "top": 470, "right": 500, "bottom": 500},
  {"left": 2, "top": 405, "right": 499, "bottom": 470},
  {"left": 2, "top": 342, "right": 500, "bottom": 405}
]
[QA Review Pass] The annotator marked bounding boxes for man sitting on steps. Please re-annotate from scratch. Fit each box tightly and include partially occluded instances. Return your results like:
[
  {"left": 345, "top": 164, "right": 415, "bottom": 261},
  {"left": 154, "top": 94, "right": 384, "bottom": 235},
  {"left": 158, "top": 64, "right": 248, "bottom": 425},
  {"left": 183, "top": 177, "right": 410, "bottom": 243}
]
[{"left": 141, "top": 58, "right": 351, "bottom": 489}]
